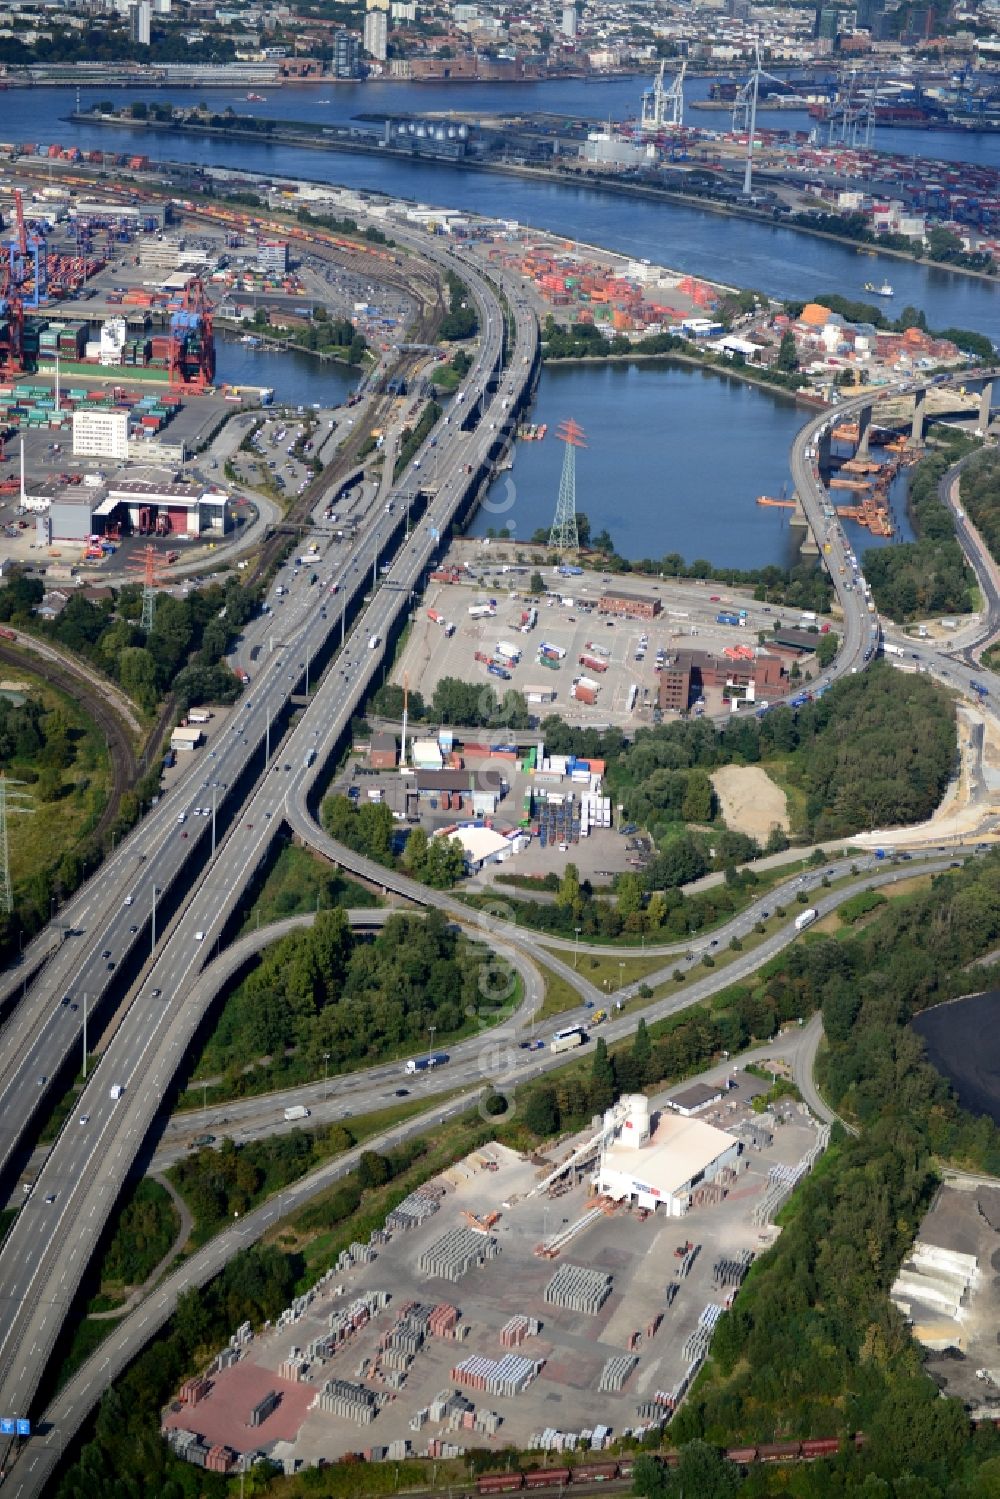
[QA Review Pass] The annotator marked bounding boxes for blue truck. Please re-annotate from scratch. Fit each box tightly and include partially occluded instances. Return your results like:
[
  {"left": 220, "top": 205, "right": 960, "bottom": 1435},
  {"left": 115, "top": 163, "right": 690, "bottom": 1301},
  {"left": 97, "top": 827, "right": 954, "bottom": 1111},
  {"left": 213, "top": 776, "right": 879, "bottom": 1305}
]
[
  {"left": 487, "top": 663, "right": 511, "bottom": 680},
  {"left": 716, "top": 612, "right": 740, "bottom": 626},
  {"left": 404, "top": 1052, "right": 449, "bottom": 1075}
]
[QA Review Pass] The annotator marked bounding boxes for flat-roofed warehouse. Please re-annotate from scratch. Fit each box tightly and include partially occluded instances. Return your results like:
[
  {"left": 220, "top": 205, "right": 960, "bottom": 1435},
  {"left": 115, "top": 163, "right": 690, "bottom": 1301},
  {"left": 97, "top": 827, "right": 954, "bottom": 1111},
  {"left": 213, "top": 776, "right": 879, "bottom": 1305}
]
[
  {"left": 597, "top": 589, "right": 662, "bottom": 620},
  {"left": 594, "top": 1094, "right": 741, "bottom": 1216}
]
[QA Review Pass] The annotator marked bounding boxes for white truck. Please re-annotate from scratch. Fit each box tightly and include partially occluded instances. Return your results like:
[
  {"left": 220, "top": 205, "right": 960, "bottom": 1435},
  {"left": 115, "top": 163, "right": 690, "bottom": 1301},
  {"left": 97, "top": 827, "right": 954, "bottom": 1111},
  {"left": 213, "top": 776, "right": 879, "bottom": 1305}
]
[
  {"left": 794, "top": 908, "right": 818, "bottom": 933},
  {"left": 283, "top": 1104, "right": 311, "bottom": 1122},
  {"left": 109, "top": 1084, "right": 124, "bottom": 1100},
  {"left": 369, "top": 634, "right": 381, "bottom": 650}
]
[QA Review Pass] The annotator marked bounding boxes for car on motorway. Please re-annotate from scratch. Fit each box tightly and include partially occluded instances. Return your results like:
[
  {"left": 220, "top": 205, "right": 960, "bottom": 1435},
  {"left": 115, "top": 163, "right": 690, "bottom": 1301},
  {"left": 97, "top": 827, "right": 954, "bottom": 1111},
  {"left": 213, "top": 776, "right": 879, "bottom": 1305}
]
[
  {"left": 36, "top": 1075, "right": 46, "bottom": 1086},
  {"left": 177, "top": 812, "right": 187, "bottom": 823},
  {"left": 129, "top": 924, "right": 138, "bottom": 934},
  {"left": 124, "top": 895, "right": 134, "bottom": 906},
  {"left": 101, "top": 949, "right": 111, "bottom": 958},
  {"left": 107, "top": 960, "right": 116, "bottom": 970},
  {"left": 44, "top": 1194, "right": 56, "bottom": 1205},
  {"left": 151, "top": 987, "right": 162, "bottom": 998},
  {"left": 394, "top": 1088, "right": 409, "bottom": 1097},
  {"left": 79, "top": 1115, "right": 89, "bottom": 1125}
]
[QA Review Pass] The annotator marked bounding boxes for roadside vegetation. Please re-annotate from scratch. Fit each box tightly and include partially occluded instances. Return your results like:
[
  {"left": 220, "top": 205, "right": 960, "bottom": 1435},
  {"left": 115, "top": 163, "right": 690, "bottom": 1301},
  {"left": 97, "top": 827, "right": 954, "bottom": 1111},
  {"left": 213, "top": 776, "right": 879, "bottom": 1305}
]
[
  {"left": 864, "top": 441, "right": 979, "bottom": 621},
  {"left": 439, "top": 271, "right": 479, "bottom": 341},
  {"left": 239, "top": 840, "right": 378, "bottom": 932},
  {"left": 184, "top": 908, "right": 515, "bottom": 1104},
  {"left": 320, "top": 790, "right": 473, "bottom": 888},
  {"left": 956, "top": 447, "right": 1000, "bottom": 573}
]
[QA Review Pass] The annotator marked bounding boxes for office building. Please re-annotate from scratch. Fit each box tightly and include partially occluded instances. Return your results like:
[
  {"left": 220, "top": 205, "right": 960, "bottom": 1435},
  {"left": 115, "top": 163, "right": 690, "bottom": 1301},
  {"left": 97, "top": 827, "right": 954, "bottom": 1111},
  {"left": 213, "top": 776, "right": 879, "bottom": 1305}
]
[{"left": 364, "top": 6, "right": 388, "bottom": 60}]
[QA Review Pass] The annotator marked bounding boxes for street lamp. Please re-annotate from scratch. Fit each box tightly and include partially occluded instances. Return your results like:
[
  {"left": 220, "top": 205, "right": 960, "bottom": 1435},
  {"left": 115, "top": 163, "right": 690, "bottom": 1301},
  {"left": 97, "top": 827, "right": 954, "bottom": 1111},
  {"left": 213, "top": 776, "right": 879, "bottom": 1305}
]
[
  {"left": 428, "top": 1024, "right": 436, "bottom": 1062},
  {"left": 323, "top": 1051, "right": 330, "bottom": 1099},
  {"left": 574, "top": 927, "right": 581, "bottom": 971},
  {"left": 151, "top": 885, "right": 160, "bottom": 955}
]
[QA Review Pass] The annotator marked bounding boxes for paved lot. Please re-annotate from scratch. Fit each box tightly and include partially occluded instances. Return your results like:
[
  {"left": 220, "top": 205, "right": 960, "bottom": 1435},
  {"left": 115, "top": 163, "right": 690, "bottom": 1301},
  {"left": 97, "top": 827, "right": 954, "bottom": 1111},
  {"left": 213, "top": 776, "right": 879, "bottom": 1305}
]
[
  {"left": 392, "top": 551, "right": 826, "bottom": 729},
  {"left": 168, "top": 1078, "right": 825, "bottom": 1464}
]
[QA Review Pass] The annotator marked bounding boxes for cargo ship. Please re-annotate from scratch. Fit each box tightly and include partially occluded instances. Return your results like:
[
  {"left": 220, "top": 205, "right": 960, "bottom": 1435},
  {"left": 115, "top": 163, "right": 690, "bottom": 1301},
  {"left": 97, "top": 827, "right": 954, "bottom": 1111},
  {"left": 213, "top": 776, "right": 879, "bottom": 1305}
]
[{"left": 864, "top": 281, "right": 894, "bottom": 297}]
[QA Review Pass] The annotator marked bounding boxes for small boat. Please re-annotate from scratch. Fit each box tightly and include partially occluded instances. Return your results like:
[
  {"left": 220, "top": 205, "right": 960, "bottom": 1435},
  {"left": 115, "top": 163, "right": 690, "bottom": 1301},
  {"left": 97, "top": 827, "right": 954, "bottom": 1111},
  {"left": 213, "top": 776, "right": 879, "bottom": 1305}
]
[
  {"left": 246, "top": 92, "right": 266, "bottom": 102},
  {"left": 864, "top": 281, "right": 894, "bottom": 297}
]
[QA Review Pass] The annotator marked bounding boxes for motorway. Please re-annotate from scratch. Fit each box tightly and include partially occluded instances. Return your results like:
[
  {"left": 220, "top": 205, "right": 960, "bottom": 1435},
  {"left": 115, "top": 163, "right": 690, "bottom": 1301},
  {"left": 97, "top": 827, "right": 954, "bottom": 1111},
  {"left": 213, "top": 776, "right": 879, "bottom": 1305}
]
[
  {"left": 2, "top": 222, "right": 1000, "bottom": 1488},
  {"left": 0, "top": 223, "right": 540, "bottom": 1475}
]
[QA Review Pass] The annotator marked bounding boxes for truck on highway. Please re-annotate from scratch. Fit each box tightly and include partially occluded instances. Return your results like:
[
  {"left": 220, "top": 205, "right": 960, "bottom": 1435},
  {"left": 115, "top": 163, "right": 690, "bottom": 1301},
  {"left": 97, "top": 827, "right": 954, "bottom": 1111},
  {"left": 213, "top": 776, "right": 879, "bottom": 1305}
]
[
  {"left": 794, "top": 908, "right": 818, "bottom": 933},
  {"left": 283, "top": 1104, "right": 311, "bottom": 1122},
  {"left": 304, "top": 748, "right": 316, "bottom": 768},
  {"left": 109, "top": 1084, "right": 125, "bottom": 1100},
  {"left": 369, "top": 634, "right": 381, "bottom": 650},
  {"left": 404, "top": 1053, "right": 449, "bottom": 1074},
  {"left": 550, "top": 1027, "right": 588, "bottom": 1054}
]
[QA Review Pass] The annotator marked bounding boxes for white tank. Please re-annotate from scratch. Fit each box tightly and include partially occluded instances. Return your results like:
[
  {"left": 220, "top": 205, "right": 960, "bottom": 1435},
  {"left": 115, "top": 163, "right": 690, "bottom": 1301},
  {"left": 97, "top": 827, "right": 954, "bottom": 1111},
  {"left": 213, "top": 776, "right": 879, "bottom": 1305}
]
[{"left": 618, "top": 1093, "right": 651, "bottom": 1148}]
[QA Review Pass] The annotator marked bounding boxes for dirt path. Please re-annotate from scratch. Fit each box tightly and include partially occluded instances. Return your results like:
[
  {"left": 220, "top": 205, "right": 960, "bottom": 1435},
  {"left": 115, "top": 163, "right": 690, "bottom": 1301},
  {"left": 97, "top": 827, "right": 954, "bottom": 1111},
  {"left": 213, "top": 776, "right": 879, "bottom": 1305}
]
[{"left": 711, "top": 765, "right": 789, "bottom": 840}]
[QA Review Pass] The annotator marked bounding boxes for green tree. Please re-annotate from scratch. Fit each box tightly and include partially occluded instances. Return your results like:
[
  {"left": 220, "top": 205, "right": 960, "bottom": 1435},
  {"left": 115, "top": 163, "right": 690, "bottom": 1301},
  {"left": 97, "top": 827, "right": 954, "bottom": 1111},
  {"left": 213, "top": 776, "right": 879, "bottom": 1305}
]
[
  {"left": 776, "top": 330, "right": 799, "bottom": 373},
  {"left": 523, "top": 1085, "right": 558, "bottom": 1136},
  {"left": 589, "top": 1036, "right": 616, "bottom": 1112},
  {"left": 530, "top": 571, "right": 546, "bottom": 595}
]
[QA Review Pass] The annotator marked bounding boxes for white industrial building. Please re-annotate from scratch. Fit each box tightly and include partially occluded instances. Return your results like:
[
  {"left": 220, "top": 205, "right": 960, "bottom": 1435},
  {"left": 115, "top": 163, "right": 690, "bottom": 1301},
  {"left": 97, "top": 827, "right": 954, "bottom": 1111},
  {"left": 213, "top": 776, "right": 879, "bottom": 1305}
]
[
  {"left": 594, "top": 1094, "right": 741, "bottom": 1217},
  {"left": 435, "top": 823, "right": 526, "bottom": 873},
  {"left": 72, "top": 409, "right": 129, "bottom": 461}
]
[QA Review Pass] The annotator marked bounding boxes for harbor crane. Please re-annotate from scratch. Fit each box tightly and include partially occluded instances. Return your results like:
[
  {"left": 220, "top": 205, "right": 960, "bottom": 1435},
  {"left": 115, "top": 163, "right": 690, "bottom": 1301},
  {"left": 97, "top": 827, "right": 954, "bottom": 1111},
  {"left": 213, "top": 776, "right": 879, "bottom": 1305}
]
[{"left": 640, "top": 60, "right": 686, "bottom": 132}]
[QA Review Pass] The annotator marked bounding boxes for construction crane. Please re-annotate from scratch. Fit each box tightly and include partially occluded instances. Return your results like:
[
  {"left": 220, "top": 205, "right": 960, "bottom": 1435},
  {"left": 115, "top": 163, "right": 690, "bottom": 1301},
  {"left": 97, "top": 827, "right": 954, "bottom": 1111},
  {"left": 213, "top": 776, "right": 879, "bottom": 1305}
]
[
  {"left": 168, "top": 276, "right": 216, "bottom": 392},
  {"left": 640, "top": 60, "right": 686, "bottom": 132}
]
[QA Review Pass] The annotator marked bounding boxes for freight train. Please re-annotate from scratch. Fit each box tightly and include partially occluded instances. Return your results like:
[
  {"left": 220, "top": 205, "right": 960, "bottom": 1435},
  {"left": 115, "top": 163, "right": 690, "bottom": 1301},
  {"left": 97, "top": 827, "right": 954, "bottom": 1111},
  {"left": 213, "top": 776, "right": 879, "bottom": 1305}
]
[{"left": 475, "top": 1437, "right": 866, "bottom": 1492}]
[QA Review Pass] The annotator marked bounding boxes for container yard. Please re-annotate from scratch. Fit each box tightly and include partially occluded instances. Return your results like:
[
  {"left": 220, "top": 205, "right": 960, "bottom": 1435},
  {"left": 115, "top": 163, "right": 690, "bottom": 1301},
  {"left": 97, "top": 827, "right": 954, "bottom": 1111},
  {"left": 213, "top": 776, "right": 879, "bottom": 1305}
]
[{"left": 158, "top": 1070, "right": 828, "bottom": 1473}]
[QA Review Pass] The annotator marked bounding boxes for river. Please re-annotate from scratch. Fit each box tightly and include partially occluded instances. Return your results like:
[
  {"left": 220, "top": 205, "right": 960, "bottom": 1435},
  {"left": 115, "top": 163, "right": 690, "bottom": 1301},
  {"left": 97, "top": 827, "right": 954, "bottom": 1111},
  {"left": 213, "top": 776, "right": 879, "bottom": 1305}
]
[
  {"left": 17, "top": 84, "right": 1000, "bottom": 341},
  {"left": 912, "top": 990, "right": 1000, "bottom": 1126}
]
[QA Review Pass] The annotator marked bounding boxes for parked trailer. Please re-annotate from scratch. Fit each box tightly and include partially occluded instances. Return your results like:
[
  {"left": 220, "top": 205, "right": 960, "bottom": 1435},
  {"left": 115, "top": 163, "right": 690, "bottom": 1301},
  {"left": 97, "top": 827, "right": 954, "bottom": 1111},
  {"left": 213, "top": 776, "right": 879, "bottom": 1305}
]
[
  {"left": 539, "top": 641, "right": 567, "bottom": 659},
  {"left": 579, "top": 655, "right": 609, "bottom": 673}
]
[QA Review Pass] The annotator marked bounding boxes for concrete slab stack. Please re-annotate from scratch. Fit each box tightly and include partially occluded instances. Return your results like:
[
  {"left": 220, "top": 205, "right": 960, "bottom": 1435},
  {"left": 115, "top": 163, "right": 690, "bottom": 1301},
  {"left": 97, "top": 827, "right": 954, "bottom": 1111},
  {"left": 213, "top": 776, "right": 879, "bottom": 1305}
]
[
  {"left": 451, "top": 1352, "right": 543, "bottom": 1396},
  {"left": 499, "top": 1313, "right": 540, "bottom": 1347},
  {"left": 597, "top": 1354, "right": 638, "bottom": 1393},
  {"left": 317, "top": 1377, "right": 382, "bottom": 1424},
  {"left": 418, "top": 1227, "right": 500, "bottom": 1282},
  {"left": 543, "top": 1262, "right": 613, "bottom": 1315},
  {"left": 386, "top": 1188, "right": 443, "bottom": 1233}
]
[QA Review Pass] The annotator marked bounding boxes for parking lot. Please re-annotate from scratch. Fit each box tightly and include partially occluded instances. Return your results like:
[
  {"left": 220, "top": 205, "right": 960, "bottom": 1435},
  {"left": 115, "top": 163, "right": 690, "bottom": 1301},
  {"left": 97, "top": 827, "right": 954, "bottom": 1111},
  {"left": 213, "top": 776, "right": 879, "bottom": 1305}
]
[{"left": 391, "top": 562, "right": 821, "bottom": 728}]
